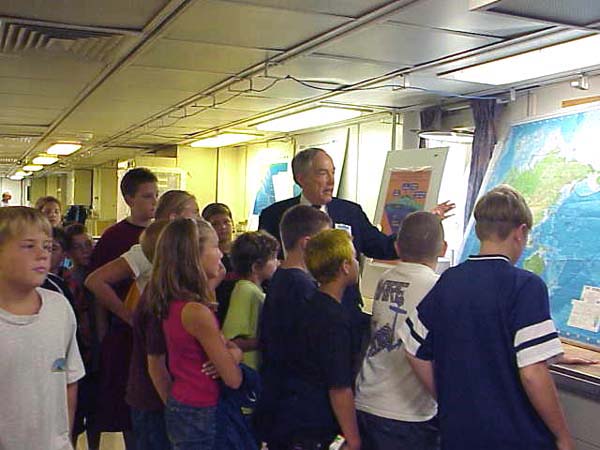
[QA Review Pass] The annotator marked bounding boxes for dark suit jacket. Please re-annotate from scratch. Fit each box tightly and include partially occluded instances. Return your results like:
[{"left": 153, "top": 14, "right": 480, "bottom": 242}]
[{"left": 258, "top": 196, "right": 397, "bottom": 260}]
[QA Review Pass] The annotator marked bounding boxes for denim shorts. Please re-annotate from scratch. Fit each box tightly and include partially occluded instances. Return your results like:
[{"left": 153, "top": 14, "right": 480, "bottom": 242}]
[
  {"left": 165, "top": 397, "right": 217, "bottom": 450},
  {"left": 357, "top": 410, "right": 440, "bottom": 450},
  {"left": 131, "top": 408, "right": 171, "bottom": 450}
]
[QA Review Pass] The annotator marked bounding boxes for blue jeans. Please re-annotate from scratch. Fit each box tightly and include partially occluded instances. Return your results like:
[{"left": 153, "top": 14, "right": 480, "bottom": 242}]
[
  {"left": 131, "top": 408, "right": 171, "bottom": 450},
  {"left": 165, "top": 397, "right": 217, "bottom": 450},
  {"left": 357, "top": 410, "right": 440, "bottom": 450}
]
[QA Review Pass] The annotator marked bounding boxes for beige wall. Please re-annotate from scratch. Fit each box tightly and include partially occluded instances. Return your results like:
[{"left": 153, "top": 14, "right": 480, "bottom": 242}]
[
  {"left": 73, "top": 169, "right": 93, "bottom": 205},
  {"left": 216, "top": 145, "right": 247, "bottom": 222},
  {"left": 93, "top": 167, "right": 118, "bottom": 221},
  {"left": 30, "top": 177, "right": 46, "bottom": 206},
  {"left": 176, "top": 146, "right": 218, "bottom": 208}
]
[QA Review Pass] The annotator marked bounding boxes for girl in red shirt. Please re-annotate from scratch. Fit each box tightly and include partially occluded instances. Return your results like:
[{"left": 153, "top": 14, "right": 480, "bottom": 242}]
[{"left": 147, "top": 218, "right": 242, "bottom": 450}]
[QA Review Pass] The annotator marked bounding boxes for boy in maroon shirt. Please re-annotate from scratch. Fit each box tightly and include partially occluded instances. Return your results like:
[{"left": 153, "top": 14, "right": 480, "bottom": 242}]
[{"left": 88, "top": 167, "right": 158, "bottom": 449}]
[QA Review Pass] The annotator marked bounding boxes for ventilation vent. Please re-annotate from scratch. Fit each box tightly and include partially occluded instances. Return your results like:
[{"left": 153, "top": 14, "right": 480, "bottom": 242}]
[
  {"left": 0, "top": 157, "right": 20, "bottom": 164},
  {"left": 470, "top": 0, "right": 600, "bottom": 28},
  {"left": 0, "top": 21, "right": 124, "bottom": 62}
]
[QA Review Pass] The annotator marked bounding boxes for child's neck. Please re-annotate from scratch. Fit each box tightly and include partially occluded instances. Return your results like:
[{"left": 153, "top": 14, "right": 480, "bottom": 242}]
[
  {"left": 479, "top": 241, "right": 516, "bottom": 264},
  {"left": 243, "top": 273, "right": 263, "bottom": 287},
  {"left": 280, "top": 249, "right": 307, "bottom": 271},
  {"left": 126, "top": 215, "right": 152, "bottom": 228},
  {"left": 400, "top": 257, "right": 438, "bottom": 271},
  {"left": 319, "top": 280, "right": 346, "bottom": 303},
  {"left": 220, "top": 240, "right": 232, "bottom": 255},
  {"left": 0, "top": 281, "right": 41, "bottom": 315}
]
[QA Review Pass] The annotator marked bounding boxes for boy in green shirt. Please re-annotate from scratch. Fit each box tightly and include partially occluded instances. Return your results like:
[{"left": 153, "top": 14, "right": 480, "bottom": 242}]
[{"left": 222, "top": 231, "right": 279, "bottom": 370}]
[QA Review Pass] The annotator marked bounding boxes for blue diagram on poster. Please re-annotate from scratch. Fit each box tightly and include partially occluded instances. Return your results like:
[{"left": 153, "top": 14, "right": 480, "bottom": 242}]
[
  {"left": 461, "top": 108, "right": 600, "bottom": 348},
  {"left": 252, "top": 162, "right": 301, "bottom": 215}
]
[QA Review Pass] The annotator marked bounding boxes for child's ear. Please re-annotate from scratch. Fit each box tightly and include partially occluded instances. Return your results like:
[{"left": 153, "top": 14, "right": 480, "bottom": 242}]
[
  {"left": 123, "top": 194, "right": 135, "bottom": 208},
  {"left": 299, "top": 236, "right": 311, "bottom": 251},
  {"left": 341, "top": 259, "right": 351, "bottom": 276},
  {"left": 394, "top": 240, "right": 401, "bottom": 257},
  {"left": 515, "top": 223, "right": 528, "bottom": 243},
  {"left": 439, "top": 240, "right": 448, "bottom": 257},
  {"left": 251, "top": 261, "right": 262, "bottom": 275}
]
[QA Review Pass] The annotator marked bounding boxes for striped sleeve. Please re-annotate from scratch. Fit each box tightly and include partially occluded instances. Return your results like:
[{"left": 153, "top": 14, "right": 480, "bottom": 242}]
[
  {"left": 398, "top": 290, "right": 436, "bottom": 360},
  {"left": 511, "top": 276, "right": 563, "bottom": 368}
]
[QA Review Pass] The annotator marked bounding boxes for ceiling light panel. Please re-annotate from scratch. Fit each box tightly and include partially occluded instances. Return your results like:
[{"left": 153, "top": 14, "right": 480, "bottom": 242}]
[
  {"left": 32, "top": 155, "right": 59, "bottom": 165},
  {"left": 47, "top": 143, "right": 82, "bottom": 155},
  {"left": 440, "top": 34, "right": 600, "bottom": 85},
  {"left": 22, "top": 165, "right": 43, "bottom": 172},
  {"left": 255, "top": 107, "right": 363, "bottom": 132}
]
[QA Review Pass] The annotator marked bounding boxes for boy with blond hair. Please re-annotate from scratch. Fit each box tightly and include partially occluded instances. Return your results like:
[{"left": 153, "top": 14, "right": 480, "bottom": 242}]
[
  {"left": 401, "top": 185, "right": 574, "bottom": 450},
  {"left": 0, "top": 207, "right": 85, "bottom": 450},
  {"left": 273, "top": 229, "right": 361, "bottom": 450}
]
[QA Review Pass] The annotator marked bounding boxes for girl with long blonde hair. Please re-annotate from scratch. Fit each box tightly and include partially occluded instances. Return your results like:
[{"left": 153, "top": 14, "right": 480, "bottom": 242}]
[{"left": 147, "top": 218, "right": 242, "bottom": 450}]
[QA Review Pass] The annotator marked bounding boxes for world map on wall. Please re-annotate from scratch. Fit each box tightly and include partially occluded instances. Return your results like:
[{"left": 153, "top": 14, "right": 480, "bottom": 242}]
[{"left": 461, "top": 107, "right": 600, "bottom": 348}]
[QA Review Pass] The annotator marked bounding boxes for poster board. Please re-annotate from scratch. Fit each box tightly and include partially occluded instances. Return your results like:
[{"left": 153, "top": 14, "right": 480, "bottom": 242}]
[
  {"left": 374, "top": 148, "right": 449, "bottom": 234},
  {"left": 361, "top": 148, "right": 449, "bottom": 300},
  {"left": 460, "top": 104, "right": 600, "bottom": 350}
]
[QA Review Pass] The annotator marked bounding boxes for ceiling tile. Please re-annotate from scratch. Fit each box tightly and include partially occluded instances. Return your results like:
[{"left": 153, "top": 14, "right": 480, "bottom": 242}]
[
  {"left": 269, "top": 54, "right": 402, "bottom": 85},
  {"left": 167, "top": 0, "right": 350, "bottom": 50},
  {"left": 115, "top": 66, "right": 225, "bottom": 93},
  {"left": 0, "top": 76, "right": 85, "bottom": 99},
  {"left": 388, "top": 0, "right": 548, "bottom": 38},
  {"left": 316, "top": 22, "right": 500, "bottom": 66},
  {"left": 220, "top": 0, "right": 395, "bottom": 18},
  {"left": 0, "top": 53, "right": 102, "bottom": 81},
  {"left": 0, "top": 93, "right": 71, "bottom": 110},
  {"left": 215, "top": 94, "right": 291, "bottom": 112},
  {"left": 135, "top": 39, "right": 280, "bottom": 74},
  {"left": 0, "top": 106, "right": 60, "bottom": 124},
  {"left": 0, "top": 0, "right": 169, "bottom": 30}
]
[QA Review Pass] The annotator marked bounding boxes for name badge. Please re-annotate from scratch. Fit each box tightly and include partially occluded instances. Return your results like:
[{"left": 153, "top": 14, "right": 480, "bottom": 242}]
[{"left": 334, "top": 223, "right": 352, "bottom": 236}]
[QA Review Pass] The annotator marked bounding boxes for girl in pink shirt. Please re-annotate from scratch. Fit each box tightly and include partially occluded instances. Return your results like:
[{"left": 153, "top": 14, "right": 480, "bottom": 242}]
[{"left": 147, "top": 218, "right": 242, "bottom": 450}]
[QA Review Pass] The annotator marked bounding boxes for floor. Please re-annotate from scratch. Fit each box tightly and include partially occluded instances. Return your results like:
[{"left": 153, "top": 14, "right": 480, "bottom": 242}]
[{"left": 76, "top": 433, "right": 124, "bottom": 450}]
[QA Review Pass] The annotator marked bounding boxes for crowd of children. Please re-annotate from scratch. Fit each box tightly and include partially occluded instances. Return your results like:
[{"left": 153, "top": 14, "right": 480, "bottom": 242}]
[{"left": 0, "top": 165, "right": 591, "bottom": 450}]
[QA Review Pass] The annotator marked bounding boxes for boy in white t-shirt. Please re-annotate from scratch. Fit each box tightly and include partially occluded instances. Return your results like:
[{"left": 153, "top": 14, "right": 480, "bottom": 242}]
[
  {"left": 0, "top": 207, "right": 85, "bottom": 450},
  {"left": 355, "top": 211, "right": 446, "bottom": 450}
]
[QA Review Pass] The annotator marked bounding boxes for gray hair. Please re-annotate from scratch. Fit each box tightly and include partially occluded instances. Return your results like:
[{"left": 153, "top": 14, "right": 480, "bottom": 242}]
[{"left": 291, "top": 148, "right": 328, "bottom": 185}]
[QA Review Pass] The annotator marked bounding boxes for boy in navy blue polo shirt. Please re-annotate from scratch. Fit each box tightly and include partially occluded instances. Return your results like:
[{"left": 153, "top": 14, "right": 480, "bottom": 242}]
[
  {"left": 400, "top": 185, "right": 574, "bottom": 450},
  {"left": 256, "top": 205, "right": 331, "bottom": 447}
]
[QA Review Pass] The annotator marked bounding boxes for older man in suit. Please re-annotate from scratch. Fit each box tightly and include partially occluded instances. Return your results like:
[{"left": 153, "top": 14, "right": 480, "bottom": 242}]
[{"left": 260, "top": 147, "right": 453, "bottom": 263}]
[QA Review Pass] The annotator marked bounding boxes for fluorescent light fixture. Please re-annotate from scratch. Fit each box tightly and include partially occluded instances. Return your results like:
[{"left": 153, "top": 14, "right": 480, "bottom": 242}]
[
  {"left": 32, "top": 155, "right": 59, "bottom": 165},
  {"left": 9, "top": 174, "right": 23, "bottom": 181},
  {"left": 441, "top": 34, "right": 600, "bottom": 86},
  {"left": 15, "top": 171, "right": 31, "bottom": 177},
  {"left": 117, "top": 160, "right": 130, "bottom": 169},
  {"left": 22, "top": 165, "right": 43, "bottom": 172},
  {"left": 47, "top": 142, "right": 82, "bottom": 155},
  {"left": 256, "top": 106, "right": 363, "bottom": 132},
  {"left": 190, "top": 133, "right": 260, "bottom": 148},
  {"left": 418, "top": 131, "right": 474, "bottom": 144}
]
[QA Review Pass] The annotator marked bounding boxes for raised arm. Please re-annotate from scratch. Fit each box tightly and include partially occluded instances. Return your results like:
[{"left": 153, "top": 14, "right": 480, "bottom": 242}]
[{"left": 85, "top": 257, "right": 135, "bottom": 328}]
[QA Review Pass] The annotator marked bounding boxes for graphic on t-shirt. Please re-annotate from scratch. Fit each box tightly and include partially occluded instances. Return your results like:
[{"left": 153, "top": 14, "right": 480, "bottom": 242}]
[
  {"left": 367, "top": 280, "right": 409, "bottom": 358},
  {"left": 51, "top": 357, "right": 67, "bottom": 372}
]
